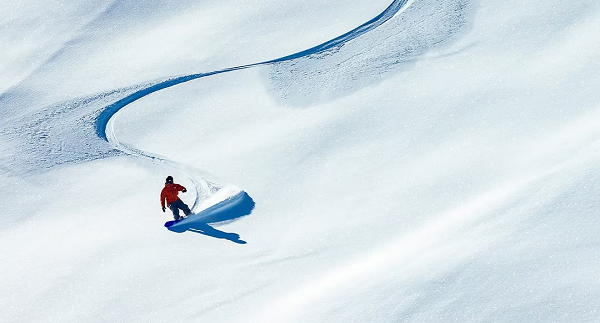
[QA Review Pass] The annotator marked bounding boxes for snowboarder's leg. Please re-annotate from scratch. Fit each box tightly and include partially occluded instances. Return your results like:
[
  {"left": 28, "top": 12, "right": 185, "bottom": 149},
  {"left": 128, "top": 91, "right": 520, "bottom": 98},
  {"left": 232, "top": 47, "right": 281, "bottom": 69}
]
[
  {"left": 181, "top": 202, "right": 191, "bottom": 216},
  {"left": 169, "top": 203, "right": 180, "bottom": 220},
  {"left": 171, "top": 199, "right": 191, "bottom": 216}
]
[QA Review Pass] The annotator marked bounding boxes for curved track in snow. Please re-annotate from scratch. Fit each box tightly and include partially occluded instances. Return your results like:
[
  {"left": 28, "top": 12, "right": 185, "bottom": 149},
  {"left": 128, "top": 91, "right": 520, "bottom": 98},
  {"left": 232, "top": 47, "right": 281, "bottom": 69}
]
[{"left": 95, "top": 0, "right": 414, "bottom": 214}]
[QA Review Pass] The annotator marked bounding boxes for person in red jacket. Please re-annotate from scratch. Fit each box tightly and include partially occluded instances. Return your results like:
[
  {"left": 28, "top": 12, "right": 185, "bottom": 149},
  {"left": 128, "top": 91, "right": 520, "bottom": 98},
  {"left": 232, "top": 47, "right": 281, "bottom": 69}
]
[{"left": 161, "top": 176, "right": 191, "bottom": 220}]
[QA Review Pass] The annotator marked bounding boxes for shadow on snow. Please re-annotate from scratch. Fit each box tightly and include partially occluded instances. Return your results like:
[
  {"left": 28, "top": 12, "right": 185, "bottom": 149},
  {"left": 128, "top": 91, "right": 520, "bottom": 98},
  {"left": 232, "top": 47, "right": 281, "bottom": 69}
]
[{"left": 165, "top": 191, "right": 255, "bottom": 244}]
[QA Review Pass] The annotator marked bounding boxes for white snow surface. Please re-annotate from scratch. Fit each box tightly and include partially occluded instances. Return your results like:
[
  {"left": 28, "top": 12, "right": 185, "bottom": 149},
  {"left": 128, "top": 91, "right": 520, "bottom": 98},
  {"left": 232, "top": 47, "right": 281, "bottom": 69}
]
[{"left": 1, "top": 0, "right": 600, "bottom": 322}]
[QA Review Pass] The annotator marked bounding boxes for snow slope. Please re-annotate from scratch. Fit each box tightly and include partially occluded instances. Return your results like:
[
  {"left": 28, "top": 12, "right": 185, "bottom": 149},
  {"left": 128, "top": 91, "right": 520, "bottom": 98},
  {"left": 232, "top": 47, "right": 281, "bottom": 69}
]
[{"left": 1, "top": 0, "right": 600, "bottom": 322}]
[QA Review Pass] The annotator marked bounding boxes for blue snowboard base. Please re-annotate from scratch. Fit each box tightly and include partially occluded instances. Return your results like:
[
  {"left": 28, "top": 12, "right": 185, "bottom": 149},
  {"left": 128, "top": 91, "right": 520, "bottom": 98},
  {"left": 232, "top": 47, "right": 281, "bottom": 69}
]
[{"left": 164, "top": 217, "right": 186, "bottom": 228}]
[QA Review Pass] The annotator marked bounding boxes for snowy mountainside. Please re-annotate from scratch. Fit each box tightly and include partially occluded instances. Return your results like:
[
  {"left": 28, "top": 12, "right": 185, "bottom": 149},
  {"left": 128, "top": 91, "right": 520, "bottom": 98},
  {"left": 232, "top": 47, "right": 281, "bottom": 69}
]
[{"left": 1, "top": 0, "right": 600, "bottom": 322}]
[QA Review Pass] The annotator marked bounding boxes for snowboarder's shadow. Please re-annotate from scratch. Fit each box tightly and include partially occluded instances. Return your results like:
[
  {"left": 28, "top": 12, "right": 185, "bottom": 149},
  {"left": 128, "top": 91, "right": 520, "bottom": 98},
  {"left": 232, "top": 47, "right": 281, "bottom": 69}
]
[
  {"left": 187, "top": 223, "right": 246, "bottom": 244},
  {"left": 166, "top": 191, "right": 254, "bottom": 244}
]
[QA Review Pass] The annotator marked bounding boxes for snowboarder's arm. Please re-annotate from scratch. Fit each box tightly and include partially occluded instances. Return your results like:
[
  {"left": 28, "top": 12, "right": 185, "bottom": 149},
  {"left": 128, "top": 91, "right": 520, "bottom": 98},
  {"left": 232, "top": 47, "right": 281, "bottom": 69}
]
[
  {"left": 160, "top": 189, "right": 166, "bottom": 208},
  {"left": 176, "top": 184, "right": 187, "bottom": 193}
]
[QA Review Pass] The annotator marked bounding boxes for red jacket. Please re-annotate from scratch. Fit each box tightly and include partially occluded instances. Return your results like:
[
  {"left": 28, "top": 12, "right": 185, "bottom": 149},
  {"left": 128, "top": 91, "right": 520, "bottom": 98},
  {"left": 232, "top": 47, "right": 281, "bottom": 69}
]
[{"left": 161, "top": 183, "right": 186, "bottom": 208}]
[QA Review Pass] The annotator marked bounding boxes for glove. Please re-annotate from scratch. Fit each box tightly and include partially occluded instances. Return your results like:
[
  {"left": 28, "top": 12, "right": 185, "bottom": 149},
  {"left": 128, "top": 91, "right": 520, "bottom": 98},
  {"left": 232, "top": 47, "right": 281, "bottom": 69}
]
[
  {"left": 162, "top": 207, "right": 166, "bottom": 212},
  {"left": 182, "top": 188, "right": 187, "bottom": 193}
]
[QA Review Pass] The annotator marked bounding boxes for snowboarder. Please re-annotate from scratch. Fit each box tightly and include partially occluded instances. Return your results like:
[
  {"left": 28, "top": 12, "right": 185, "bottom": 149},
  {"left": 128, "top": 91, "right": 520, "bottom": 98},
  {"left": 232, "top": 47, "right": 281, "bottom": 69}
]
[{"left": 161, "top": 176, "right": 191, "bottom": 220}]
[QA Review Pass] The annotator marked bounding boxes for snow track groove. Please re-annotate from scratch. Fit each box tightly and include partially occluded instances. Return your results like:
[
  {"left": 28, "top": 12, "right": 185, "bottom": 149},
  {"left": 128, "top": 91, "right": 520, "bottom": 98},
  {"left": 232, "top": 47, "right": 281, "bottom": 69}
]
[{"left": 95, "top": 0, "right": 414, "bottom": 214}]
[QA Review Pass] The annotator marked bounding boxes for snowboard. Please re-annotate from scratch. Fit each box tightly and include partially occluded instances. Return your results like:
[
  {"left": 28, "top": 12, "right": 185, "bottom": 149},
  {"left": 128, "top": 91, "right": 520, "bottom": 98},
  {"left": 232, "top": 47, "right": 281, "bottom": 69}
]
[{"left": 164, "top": 216, "right": 188, "bottom": 228}]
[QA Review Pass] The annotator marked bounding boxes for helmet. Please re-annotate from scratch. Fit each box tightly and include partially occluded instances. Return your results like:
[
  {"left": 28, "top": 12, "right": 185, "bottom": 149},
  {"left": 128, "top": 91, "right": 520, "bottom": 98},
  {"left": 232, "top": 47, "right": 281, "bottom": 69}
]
[{"left": 166, "top": 176, "right": 174, "bottom": 184}]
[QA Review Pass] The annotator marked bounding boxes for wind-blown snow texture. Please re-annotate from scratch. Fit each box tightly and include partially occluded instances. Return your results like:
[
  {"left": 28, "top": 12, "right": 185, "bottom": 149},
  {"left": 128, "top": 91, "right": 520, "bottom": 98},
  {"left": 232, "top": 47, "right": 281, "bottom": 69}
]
[{"left": 1, "top": 0, "right": 600, "bottom": 322}]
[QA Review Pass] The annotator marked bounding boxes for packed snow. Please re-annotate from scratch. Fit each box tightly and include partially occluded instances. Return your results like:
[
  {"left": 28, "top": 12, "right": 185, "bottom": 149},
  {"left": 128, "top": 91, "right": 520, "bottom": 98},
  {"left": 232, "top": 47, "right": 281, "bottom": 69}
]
[{"left": 1, "top": 0, "right": 600, "bottom": 322}]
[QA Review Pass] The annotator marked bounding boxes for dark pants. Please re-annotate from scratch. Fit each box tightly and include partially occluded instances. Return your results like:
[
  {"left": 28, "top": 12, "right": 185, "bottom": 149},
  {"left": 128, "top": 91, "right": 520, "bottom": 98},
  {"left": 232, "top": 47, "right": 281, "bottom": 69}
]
[{"left": 169, "top": 199, "right": 191, "bottom": 220}]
